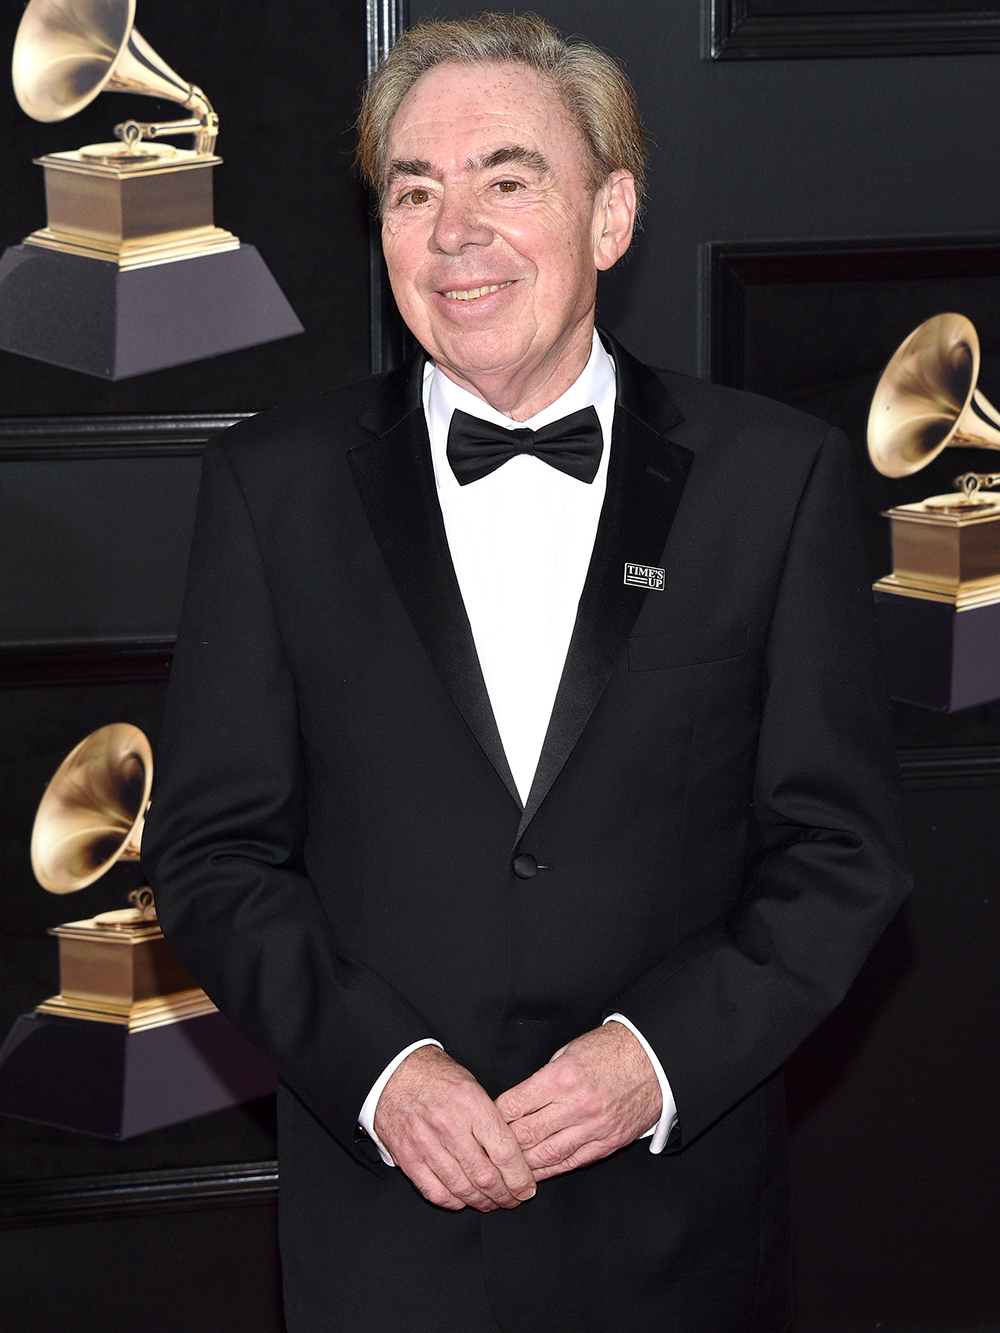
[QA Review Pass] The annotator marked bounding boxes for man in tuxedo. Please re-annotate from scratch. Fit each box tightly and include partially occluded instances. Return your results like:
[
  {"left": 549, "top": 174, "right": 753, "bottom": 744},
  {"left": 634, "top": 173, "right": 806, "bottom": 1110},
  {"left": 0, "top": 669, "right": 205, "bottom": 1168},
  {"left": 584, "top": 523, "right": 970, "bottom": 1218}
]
[{"left": 144, "top": 13, "right": 910, "bottom": 1332}]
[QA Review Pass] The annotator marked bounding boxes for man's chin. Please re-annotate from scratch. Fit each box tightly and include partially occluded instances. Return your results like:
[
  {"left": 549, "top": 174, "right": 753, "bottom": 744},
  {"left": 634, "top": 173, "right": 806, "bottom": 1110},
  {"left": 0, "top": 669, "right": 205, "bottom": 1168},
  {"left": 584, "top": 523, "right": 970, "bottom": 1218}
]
[{"left": 428, "top": 334, "right": 533, "bottom": 386}]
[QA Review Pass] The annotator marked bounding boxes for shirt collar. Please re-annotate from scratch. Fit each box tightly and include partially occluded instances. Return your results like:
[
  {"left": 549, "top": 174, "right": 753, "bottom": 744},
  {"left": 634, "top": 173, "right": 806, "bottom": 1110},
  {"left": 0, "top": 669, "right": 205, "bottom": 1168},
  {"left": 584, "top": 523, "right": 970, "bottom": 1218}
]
[{"left": 424, "top": 329, "right": 617, "bottom": 493}]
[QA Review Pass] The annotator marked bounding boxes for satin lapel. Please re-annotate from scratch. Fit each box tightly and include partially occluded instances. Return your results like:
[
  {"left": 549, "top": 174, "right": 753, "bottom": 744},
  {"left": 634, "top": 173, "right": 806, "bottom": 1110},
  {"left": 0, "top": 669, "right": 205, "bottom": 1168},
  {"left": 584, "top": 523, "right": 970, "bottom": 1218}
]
[
  {"left": 348, "top": 355, "right": 521, "bottom": 808},
  {"left": 517, "top": 335, "right": 694, "bottom": 838}
]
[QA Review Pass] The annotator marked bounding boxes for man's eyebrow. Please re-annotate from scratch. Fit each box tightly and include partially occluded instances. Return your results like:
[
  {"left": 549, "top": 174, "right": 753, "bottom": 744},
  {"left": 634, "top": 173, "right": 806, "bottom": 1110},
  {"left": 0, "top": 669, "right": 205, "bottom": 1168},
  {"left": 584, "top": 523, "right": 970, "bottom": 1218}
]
[
  {"left": 384, "top": 146, "right": 549, "bottom": 188},
  {"left": 386, "top": 158, "right": 439, "bottom": 184},
  {"left": 475, "top": 146, "right": 549, "bottom": 174}
]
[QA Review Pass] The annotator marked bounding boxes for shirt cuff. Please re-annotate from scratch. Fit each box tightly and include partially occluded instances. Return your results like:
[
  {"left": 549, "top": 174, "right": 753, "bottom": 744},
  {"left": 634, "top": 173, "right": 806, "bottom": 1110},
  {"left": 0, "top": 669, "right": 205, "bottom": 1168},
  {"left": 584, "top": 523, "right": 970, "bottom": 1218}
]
[
  {"left": 358, "top": 1038, "right": 444, "bottom": 1166},
  {"left": 603, "top": 1013, "right": 677, "bottom": 1154}
]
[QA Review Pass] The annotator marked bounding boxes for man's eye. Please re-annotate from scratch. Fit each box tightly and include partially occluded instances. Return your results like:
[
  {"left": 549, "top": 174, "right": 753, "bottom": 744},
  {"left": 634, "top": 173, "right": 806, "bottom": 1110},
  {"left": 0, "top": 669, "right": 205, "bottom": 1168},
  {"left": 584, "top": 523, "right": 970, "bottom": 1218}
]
[
  {"left": 407, "top": 187, "right": 431, "bottom": 205},
  {"left": 494, "top": 180, "right": 521, "bottom": 193}
]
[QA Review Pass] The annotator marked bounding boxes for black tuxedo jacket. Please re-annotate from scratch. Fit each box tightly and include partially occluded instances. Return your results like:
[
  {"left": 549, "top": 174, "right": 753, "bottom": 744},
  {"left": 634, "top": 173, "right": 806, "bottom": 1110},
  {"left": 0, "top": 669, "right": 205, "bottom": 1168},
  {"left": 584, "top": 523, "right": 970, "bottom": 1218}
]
[{"left": 144, "top": 335, "right": 911, "bottom": 1333}]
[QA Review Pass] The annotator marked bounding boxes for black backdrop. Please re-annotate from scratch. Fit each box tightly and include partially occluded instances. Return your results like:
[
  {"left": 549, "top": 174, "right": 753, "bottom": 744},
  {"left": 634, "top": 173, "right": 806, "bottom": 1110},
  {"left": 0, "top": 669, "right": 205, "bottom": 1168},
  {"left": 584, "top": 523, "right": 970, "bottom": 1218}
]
[
  {"left": 3, "top": 0, "right": 1000, "bottom": 1329},
  {"left": 0, "top": 2, "right": 371, "bottom": 1329}
]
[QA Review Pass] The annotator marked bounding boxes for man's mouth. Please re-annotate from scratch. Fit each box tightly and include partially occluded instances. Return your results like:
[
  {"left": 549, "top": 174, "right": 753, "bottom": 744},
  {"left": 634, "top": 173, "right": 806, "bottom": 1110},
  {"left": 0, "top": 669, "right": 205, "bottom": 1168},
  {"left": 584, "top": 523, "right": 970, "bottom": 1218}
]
[{"left": 441, "top": 281, "right": 515, "bottom": 301}]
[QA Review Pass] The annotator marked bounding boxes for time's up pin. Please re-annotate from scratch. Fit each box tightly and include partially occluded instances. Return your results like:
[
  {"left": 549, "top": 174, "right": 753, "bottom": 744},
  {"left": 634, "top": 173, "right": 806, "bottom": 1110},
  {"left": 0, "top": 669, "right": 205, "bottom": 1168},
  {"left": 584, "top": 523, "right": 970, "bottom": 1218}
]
[{"left": 624, "top": 563, "right": 665, "bottom": 591}]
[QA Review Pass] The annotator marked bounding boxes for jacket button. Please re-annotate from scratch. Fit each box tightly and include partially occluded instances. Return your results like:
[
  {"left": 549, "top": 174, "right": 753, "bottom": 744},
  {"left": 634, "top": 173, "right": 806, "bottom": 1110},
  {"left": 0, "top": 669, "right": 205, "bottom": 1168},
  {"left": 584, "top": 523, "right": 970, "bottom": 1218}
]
[{"left": 512, "top": 853, "right": 538, "bottom": 879}]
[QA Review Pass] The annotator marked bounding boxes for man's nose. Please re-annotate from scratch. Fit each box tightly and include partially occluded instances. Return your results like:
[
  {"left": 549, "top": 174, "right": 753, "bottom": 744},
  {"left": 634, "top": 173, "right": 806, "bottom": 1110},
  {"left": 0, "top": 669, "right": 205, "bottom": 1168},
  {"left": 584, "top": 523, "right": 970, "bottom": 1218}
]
[{"left": 431, "top": 189, "right": 494, "bottom": 253}]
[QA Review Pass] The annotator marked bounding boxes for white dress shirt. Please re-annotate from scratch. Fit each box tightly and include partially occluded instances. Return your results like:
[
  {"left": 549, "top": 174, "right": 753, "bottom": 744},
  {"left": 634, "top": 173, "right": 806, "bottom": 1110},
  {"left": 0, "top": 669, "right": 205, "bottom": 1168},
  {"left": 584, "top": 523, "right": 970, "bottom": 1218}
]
[{"left": 359, "top": 331, "right": 677, "bottom": 1162}]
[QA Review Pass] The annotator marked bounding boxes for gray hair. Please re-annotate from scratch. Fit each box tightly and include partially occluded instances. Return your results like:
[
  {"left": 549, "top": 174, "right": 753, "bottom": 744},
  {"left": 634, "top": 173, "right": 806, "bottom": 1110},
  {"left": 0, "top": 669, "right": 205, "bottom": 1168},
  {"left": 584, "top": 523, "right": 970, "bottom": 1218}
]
[{"left": 357, "top": 12, "right": 646, "bottom": 214}]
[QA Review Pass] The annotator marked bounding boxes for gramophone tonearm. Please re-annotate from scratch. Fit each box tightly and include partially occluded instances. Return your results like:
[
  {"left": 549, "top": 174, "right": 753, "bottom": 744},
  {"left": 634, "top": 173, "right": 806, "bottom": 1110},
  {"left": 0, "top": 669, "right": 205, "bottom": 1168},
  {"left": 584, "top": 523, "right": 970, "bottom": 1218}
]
[{"left": 13, "top": 0, "right": 219, "bottom": 159}]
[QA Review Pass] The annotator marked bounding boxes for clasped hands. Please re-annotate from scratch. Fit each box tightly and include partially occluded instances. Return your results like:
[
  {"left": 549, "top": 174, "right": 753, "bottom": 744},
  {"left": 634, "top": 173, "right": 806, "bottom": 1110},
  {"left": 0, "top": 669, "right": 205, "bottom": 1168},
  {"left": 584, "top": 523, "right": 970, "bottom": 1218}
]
[{"left": 372, "top": 1021, "right": 662, "bottom": 1212}]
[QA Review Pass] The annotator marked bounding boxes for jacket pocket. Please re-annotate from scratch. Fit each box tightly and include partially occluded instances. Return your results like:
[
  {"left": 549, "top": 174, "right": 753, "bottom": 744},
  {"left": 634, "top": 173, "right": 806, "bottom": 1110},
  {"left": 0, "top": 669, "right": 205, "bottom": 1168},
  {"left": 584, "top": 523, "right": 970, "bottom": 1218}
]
[{"left": 627, "top": 622, "right": 749, "bottom": 672}]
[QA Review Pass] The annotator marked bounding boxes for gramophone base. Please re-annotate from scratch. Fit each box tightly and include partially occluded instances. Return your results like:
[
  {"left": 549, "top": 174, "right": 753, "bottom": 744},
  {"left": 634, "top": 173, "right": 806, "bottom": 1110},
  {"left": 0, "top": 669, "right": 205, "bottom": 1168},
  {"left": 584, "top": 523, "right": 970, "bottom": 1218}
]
[
  {"left": 874, "top": 586, "right": 1000, "bottom": 712},
  {"left": 0, "top": 1008, "right": 276, "bottom": 1139},
  {"left": 0, "top": 241, "right": 302, "bottom": 380}
]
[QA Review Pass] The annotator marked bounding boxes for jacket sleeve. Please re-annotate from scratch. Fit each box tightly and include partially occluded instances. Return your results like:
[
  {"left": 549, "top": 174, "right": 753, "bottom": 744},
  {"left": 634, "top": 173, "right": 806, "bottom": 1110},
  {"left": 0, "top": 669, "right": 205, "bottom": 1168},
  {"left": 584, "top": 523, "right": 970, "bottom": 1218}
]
[
  {"left": 611, "top": 427, "right": 913, "bottom": 1147},
  {"left": 142, "top": 438, "right": 435, "bottom": 1167}
]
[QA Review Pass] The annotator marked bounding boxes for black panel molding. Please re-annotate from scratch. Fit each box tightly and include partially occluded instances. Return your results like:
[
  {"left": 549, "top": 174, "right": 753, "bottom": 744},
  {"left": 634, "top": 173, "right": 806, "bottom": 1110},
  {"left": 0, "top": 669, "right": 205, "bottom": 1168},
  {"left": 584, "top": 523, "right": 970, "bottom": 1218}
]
[
  {"left": 0, "top": 640, "right": 176, "bottom": 686},
  {"left": 706, "top": 236, "right": 1000, "bottom": 389},
  {"left": 709, "top": 1, "right": 1000, "bottom": 60},
  {"left": 0, "top": 412, "right": 250, "bottom": 461},
  {"left": 367, "top": 0, "right": 413, "bottom": 375},
  {"left": 0, "top": 1161, "right": 278, "bottom": 1229},
  {"left": 898, "top": 744, "right": 1000, "bottom": 788}
]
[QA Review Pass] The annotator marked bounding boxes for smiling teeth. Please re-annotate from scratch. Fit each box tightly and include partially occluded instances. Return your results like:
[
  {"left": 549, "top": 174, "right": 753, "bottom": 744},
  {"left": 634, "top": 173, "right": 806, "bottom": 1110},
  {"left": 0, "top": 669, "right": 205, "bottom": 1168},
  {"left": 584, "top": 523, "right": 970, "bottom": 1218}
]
[{"left": 443, "top": 281, "right": 514, "bottom": 300}]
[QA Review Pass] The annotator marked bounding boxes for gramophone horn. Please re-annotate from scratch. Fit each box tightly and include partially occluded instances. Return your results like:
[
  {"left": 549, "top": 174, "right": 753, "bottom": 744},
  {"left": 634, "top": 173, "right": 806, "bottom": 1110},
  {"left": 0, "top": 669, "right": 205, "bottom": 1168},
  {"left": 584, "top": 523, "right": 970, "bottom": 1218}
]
[
  {"left": 868, "top": 312, "right": 1000, "bottom": 479},
  {"left": 12, "top": 0, "right": 218, "bottom": 153},
  {"left": 30, "top": 724, "right": 153, "bottom": 894}
]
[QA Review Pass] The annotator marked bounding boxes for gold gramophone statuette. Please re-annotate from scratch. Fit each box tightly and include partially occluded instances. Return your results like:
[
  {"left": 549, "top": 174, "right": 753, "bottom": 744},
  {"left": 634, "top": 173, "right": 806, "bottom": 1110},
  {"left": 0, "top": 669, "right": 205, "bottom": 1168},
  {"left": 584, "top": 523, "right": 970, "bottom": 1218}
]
[
  {"left": 12, "top": 0, "right": 236, "bottom": 269},
  {"left": 30, "top": 724, "right": 214, "bottom": 1032},
  {"left": 868, "top": 313, "right": 1000, "bottom": 608}
]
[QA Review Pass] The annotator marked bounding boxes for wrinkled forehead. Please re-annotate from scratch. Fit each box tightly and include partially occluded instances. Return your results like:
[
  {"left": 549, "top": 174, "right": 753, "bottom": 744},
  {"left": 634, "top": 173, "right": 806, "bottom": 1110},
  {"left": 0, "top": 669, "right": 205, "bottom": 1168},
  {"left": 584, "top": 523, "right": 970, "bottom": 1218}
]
[{"left": 385, "top": 59, "right": 583, "bottom": 167}]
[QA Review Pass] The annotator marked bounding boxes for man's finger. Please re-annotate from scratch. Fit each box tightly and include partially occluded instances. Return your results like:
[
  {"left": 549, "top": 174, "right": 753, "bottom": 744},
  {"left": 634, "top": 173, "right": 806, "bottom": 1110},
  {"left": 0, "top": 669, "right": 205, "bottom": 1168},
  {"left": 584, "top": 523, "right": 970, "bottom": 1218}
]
[
  {"left": 403, "top": 1142, "right": 501, "bottom": 1211},
  {"left": 519, "top": 1124, "right": 590, "bottom": 1172},
  {"left": 505, "top": 1101, "right": 580, "bottom": 1149},
  {"left": 449, "top": 1147, "right": 517, "bottom": 1209},
  {"left": 495, "top": 1076, "right": 550, "bottom": 1125},
  {"left": 404, "top": 1161, "right": 469, "bottom": 1210},
  {"left": 475, "top": 1115, "right": 537, "bottom": 1201},
  {"left": 437, "top": 1167, "right": 500, "bottom": 1210},
  {"left": 390, "top": 1118, "right": 504, "bottom": 1211},
  {"left": 441, "top": 1116, "right": 534, "bottom": 1207},
  {"left": 529, "top": 1137, "right": 615, "bottom": 1181}
]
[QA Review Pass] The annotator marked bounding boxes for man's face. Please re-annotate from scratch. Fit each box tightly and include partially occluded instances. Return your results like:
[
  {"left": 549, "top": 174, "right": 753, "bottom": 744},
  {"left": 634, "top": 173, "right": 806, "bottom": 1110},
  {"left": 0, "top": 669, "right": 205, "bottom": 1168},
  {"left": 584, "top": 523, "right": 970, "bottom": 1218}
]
[{"left": 381, "top": 61, "right": 631, "bottom": 415}]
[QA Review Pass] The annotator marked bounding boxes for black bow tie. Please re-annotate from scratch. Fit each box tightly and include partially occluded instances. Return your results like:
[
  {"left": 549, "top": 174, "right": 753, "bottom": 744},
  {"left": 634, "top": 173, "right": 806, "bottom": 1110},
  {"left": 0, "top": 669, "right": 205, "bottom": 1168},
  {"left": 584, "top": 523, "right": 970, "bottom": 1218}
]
[{"left": 446, "top": 405, "right": 603, "bottom": 486}]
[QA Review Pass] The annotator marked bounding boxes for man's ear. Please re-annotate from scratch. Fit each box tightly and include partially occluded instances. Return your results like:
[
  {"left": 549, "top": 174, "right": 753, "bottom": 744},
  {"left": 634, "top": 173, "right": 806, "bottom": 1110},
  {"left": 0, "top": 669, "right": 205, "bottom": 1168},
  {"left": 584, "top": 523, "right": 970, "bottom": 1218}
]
[{"left": 593, "top": 171, "right": 637, "bottom": 272}]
